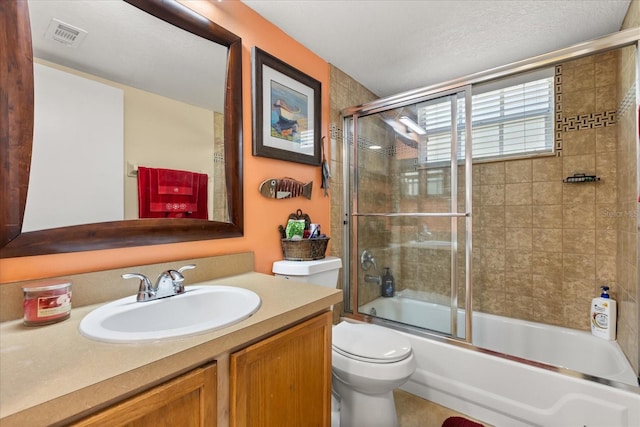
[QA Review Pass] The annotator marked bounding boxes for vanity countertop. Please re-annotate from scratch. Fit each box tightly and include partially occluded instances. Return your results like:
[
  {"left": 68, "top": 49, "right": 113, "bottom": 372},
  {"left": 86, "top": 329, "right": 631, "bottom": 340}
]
[{"left": 0, "top": 272, "right": 342, "bottom": 427}]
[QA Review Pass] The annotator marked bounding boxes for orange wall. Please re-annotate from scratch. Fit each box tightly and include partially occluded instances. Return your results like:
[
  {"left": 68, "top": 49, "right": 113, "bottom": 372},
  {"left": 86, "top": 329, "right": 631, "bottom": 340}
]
[{"left": 0, "top": 0, "right": 331, "bottom": 284}]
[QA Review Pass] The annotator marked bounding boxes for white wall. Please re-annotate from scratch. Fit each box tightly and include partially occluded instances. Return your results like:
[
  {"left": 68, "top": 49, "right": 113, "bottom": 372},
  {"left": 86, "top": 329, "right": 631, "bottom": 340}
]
[{"left": 22, "top": 63, "right": 124, "bottom": 232}]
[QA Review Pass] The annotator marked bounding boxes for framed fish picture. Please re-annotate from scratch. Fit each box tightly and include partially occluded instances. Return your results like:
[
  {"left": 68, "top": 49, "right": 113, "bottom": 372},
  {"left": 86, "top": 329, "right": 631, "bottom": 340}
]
[{"left": 252, "top": 47, "right": 321, "bottom": 166}]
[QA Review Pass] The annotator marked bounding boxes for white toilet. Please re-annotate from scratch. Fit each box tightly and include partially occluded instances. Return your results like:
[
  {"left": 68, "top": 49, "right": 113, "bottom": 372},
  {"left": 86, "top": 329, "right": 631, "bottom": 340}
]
[
  {"left": 273, "top": 257, "right": 416, "bottom": 427},
  {"left": 272, "top": 256, "right": 343, "bottom": 288}
]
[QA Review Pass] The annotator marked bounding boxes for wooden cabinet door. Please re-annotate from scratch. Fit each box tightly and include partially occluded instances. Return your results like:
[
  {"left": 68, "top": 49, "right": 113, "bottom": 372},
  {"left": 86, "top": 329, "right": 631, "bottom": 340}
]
[
  {"left": 230, "top": 311, "right": 332, "bottom": 427},
  {"left": 72, "top": 362, "right": 216, "bottom": 427}
]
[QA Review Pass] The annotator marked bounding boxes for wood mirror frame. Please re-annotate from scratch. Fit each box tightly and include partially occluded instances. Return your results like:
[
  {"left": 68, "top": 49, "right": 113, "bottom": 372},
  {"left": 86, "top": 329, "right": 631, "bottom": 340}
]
[{"left": 0, "top": 0, "right": 243, "bottom": 258}]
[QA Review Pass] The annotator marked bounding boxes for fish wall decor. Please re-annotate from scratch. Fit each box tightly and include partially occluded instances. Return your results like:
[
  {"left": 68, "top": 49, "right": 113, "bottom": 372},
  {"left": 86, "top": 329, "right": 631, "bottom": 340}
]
[{"left": 259, "top": 177, "right": 313, "bottom": 200}]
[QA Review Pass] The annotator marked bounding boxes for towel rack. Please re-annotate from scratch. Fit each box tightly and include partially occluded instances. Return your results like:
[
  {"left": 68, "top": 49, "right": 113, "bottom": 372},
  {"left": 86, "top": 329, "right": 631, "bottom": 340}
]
[
  {"left": 127, "top": 161, "right": 139, "bottom": 177},
  {"left": 126, "top": 162, "right": 212, "bottom": 180}
]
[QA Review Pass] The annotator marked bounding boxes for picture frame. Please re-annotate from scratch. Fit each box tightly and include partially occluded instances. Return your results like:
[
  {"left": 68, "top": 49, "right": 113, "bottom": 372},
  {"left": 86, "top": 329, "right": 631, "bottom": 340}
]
[{"left": 252, "top": 47, "right": 322, "bottom": 166}]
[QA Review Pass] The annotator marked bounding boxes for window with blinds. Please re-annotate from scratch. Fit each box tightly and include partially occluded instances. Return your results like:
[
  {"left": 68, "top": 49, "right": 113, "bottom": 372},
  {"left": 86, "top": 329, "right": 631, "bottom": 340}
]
[{"left": 417, "top": 69, "right": 554, "bottom": 163}]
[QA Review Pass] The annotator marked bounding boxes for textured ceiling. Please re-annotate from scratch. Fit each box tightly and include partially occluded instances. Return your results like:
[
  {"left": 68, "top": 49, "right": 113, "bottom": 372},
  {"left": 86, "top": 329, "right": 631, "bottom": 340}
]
[
  {"left": 28, "top": 0, "right": 227, "bottom": 111},
  {"left": 242, "top": 0, "right": 632, "bottom": 98}
]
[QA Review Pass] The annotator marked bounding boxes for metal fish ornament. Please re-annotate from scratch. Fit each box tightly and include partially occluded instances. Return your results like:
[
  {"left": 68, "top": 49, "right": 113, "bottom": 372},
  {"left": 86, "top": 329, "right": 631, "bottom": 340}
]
[{"left": 259, "top": 177, "right": 313, "bottom": 200}]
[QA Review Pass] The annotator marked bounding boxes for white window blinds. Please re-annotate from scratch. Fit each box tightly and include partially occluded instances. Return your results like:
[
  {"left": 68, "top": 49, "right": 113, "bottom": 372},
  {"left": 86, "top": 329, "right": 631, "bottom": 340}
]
[{"left": 418, "top": 69, "right": 554, "bottom": 163}]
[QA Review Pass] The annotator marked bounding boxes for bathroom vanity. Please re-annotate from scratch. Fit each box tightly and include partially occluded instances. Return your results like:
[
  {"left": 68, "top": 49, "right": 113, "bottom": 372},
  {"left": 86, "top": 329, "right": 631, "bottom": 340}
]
[
  {"left": 71, "top": 313, "right": 331, "bottom": 426},
  {"left": 72, "top": 362, "right": 218, "bottom": 426},
  {"left": 0, "top": 254, "right": 341, "bottom": 426}
]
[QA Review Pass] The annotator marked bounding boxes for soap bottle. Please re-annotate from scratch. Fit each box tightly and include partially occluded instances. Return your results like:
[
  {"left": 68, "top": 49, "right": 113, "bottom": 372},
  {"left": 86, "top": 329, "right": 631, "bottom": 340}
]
[
  {"left": 590, "top": 286, "right": 617, "bottom": 340},
  {"left": 381, "top": 267, "right": 395, "bottom": 297}
]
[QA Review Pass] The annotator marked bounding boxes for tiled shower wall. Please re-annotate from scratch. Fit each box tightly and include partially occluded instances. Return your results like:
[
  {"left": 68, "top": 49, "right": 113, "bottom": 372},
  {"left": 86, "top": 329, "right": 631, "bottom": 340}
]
[
  {"left": 213, "top": 111, "right": 228, "bottom": 222},
  {"left": 618, "top": 2, "right": 639, "bottom": 375},
  {"left": 330, "top": 26, "right": 638, "bottom": 375},
  {"left": 474, "top": 51, "right": 620, "bottom": 329},
  {"left": 329, "top": 65, "right": 379, "bottom": 320}
]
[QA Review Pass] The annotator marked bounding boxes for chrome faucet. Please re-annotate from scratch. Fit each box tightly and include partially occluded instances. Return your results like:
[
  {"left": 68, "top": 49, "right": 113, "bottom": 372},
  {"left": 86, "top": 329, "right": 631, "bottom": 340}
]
[
  {"left": 361, "top": 249, "right": 381, "bottom": 286},
  {"left": 364, "top": 274, "right": 381, "bottom": 286},
  {"left": 361, "top": 249, "right": 378, "bottom": 271},
  {"left": 122, "top": 264, "right": 196, "bottom": 302}
]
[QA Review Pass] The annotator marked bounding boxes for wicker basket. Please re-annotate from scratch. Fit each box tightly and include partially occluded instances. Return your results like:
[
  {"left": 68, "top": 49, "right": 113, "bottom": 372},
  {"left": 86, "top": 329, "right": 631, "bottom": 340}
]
[{"left": 281, "top": 237, "right": 329, "bottom": 261}]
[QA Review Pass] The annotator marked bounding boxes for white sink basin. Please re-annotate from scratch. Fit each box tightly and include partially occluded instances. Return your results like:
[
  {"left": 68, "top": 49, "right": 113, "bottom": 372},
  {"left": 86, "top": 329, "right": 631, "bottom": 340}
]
[{"left": 79, "top": 285, "right": 261, "bottom": 343}]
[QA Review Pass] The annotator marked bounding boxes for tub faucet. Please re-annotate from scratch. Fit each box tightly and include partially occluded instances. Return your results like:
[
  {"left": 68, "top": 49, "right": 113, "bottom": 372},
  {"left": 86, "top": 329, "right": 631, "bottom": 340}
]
[
  {"left": 122, "top": 264, "right": 196, "bottom": 302},
  {"left": 361, "top": 249, "right": 378, "bottom": 271},
  {"left": 364, "top": 274, "right": 381, "bottom": 286}
]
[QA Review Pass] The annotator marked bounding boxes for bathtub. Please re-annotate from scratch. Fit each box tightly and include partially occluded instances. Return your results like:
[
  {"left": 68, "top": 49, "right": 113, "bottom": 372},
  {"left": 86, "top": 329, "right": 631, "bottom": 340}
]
[{"left": 359, "top": 295, "right": 640, "bottom": 426}]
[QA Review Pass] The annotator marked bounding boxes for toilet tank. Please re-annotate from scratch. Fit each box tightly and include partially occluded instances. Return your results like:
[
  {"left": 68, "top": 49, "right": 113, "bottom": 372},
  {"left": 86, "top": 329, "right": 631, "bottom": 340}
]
[{"left": 272, "top": 256, "right": 342, "bottom": 288}]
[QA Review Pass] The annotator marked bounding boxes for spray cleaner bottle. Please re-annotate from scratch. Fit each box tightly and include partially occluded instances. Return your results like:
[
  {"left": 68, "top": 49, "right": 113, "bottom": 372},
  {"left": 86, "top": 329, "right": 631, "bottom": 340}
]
[{"left": 590, "top": 286, "right": 617, "bottom": 340}]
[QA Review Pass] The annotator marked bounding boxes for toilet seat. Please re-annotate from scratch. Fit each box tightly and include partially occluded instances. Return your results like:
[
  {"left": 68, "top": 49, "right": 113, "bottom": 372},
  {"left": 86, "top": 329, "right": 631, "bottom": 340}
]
[{"left": 332, "top": 321, "right": 412, "bottom": 364}]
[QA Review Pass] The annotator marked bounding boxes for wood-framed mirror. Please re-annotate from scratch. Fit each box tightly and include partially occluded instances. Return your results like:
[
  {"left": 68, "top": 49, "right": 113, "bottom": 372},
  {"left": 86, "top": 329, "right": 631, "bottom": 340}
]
[{"left": 0, "top": 0, "right": 243, "bottom": 258}]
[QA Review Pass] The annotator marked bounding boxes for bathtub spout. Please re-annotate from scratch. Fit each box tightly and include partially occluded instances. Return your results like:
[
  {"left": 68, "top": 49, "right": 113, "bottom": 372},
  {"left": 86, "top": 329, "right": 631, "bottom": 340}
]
[{"left": 364, "top": 274, "right": 381, "bottom": 286}]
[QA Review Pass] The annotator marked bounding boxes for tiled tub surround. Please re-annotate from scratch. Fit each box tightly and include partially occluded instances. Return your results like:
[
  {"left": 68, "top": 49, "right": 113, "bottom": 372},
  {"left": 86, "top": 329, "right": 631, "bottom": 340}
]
[
  {"left": 329, "top": 65, "right": 380, "bottom": 321},
  {"left": 339, "top": 49, "right": 638, "bottom": 376},
  {"left": 425, "top": 52, "right": 621, "bottom": 328},
  {"left": 615, "top": 43, "right": 639, "bottom": 378},
  {"left": 0, "top": 253, "right": 342, "bottom": 426}
]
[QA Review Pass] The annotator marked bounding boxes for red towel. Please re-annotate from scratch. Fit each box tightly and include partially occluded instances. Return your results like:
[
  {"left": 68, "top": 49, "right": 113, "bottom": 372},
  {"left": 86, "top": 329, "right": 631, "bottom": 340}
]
[
  {"left": 156, "top": 168, "right": 194, "bottom": 195},
  {"left": 149, "top": 169, "right": 199, "bottom": 213},
  {"left": 137, "top": 166, "right": 208, "bottom": 219}
]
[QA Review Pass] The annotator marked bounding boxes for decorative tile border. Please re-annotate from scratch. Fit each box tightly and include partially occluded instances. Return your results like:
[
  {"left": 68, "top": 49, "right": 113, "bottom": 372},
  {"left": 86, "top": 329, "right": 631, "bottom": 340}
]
[
  {"left": 213, "top": 152, "right": 225, "bottom": 163},
  {"left": 332, "top": 121, "right": 397, "bottom": 156},
  {"left": 555, "top": 62, "right": 619, "bottom": 156},
  {"left": 329, "top": 122, "right": 341, "bottom": 141},
  {"left": 617, "top": 81, "right": 636, "bottom": 118},
  {"left": 554, "top": 65, "right": 563, "bottom": 157},
  {"left": 561, "top": 111, "right": 617, "bottom": 131}
]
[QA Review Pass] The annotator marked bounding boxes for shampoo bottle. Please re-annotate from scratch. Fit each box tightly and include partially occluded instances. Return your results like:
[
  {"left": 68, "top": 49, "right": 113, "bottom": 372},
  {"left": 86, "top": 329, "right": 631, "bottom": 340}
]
[
  {"left": 381, "top": 267, "right": 395, "bottom": 297},
  {"left": 590, "top": 286, "right": 617, "bottom": 340}
]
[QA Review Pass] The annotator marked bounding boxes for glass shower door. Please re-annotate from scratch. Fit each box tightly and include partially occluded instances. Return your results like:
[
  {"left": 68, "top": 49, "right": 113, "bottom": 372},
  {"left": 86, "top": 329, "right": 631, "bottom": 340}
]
[{"left": 347, "top": 87, "right": 473, "bottom": 341}]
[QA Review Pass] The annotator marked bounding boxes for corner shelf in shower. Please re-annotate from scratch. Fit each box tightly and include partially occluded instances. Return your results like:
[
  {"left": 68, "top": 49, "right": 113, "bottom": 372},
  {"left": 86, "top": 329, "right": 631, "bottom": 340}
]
[{"left": 563, "top": 173, "right": 600, "bottom": 183}]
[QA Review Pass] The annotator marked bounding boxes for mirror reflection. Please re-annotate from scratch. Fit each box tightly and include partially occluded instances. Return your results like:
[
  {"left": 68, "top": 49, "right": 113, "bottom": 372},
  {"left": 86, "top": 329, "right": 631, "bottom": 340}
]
[{"left": 24, "top": 0, "right": 229, "bottom": 232}]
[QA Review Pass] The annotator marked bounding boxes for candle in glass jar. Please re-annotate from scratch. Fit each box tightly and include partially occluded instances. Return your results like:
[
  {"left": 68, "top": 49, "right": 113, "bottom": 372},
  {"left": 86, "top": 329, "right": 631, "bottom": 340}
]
[{"left": 22, "top": 280, "right": 72, "bottom": 326}]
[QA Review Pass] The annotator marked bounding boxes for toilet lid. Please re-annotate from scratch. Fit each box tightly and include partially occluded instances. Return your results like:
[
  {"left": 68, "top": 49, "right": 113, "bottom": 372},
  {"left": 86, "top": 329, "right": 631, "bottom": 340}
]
[{"left": 332, "top": 322, "right": 411, "bottom": 363}]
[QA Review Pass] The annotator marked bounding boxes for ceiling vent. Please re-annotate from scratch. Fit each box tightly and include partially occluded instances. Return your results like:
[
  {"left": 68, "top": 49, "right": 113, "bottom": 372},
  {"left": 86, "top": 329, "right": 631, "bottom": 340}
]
[{"left": 45, "top": 18, "right": 88, "bottom": 48}]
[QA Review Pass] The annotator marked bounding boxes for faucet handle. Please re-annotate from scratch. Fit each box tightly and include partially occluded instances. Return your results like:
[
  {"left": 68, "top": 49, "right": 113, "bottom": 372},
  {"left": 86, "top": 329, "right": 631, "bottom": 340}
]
[
  {"left": 122, "top": 273, "right": 154, "bottom": 302},
  {"left": 169, "top": 264, "right": 196, "bottom": 294},
  {"left": 165, "top": 264, "right": 195, "bottom": 294},
  {"left": 167, "top": 269, "right": 185, "bottom": 293},
  {"left": 360, "top": 250, "right": 377, "bottom": 272},
  {"left": 178, "top": 264, "right": 196, "bottom": 274}
]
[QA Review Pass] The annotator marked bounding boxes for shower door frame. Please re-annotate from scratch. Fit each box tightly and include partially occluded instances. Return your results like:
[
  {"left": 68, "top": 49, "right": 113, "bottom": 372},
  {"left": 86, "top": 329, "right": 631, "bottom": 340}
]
[{"left": 344, "top": 86, "right": 474, "bottom": 342}]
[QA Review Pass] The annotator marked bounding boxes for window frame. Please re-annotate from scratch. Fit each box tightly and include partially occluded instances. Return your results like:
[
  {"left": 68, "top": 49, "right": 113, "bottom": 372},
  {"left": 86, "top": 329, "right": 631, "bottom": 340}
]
[{"left": 418, "top": 68, "right": 555, "bottom": 165}]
